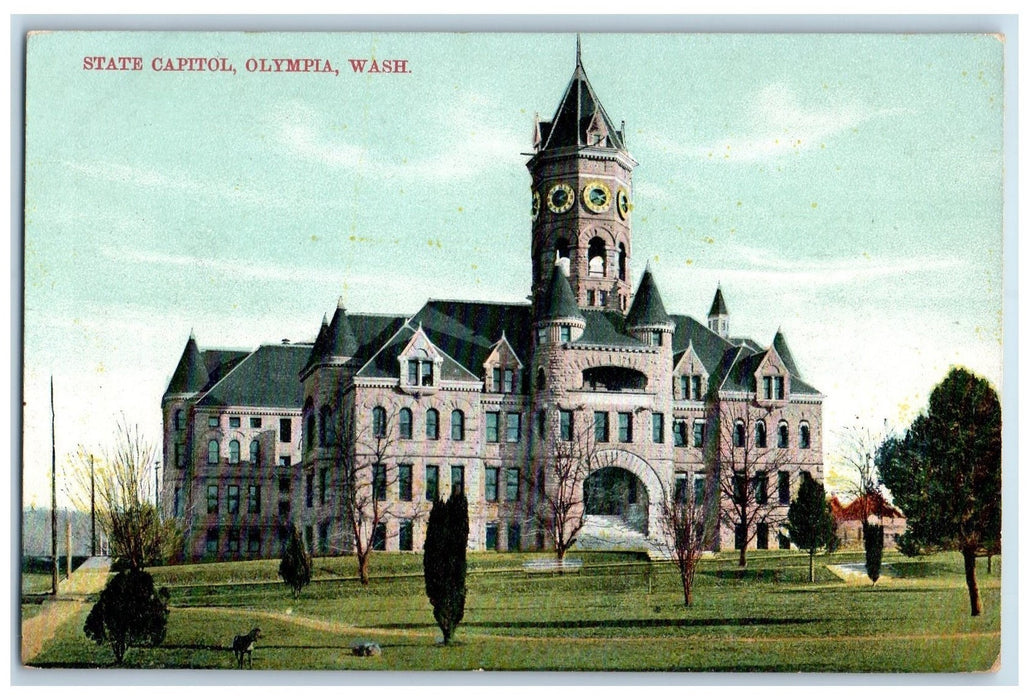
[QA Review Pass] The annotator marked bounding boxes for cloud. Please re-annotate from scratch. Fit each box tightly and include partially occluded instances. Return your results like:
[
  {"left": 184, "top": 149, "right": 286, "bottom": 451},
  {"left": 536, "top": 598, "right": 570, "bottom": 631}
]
[
  {"left": 100, "top": 246, "right": 344, "bottom": 285},
  {"left": 643, "top": 83, "right": 907, "bottom": 164}
]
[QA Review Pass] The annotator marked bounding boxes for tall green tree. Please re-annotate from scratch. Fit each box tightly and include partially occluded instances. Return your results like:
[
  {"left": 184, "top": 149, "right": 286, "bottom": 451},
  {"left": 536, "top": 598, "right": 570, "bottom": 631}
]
[
  {"left": 422, "top": 493, "right": 468, "bottom": 644},
  {"left": 878, "top": 367, "right": 1001, "bottom": 616},
  {"left": 278, "top": 523, "right": 312, "bottom": 599},
  {"left": 786, "top": 475, "right": 837, "bottom": 583},
  {"left": 84, "top": 569, "right": 169, "bottom": 664}
]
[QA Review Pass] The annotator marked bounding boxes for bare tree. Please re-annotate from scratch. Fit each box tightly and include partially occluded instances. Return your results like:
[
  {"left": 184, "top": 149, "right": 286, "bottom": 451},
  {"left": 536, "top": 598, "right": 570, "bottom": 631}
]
[
  {"left": 837, "top": 424, "right": 886, "bottom": 525},
  {"left": 334, "top": 402, "right": 420, "bottom": 584},
  {"left": 66, "top": 421, "right": 177, "bottom": 570},
  {"left": 713, "top": 401, "right": 790, "bottom": 568},
  {"left": 652, "top": 473, "right": 709, "bottom": 606},
  {"left": 528, "top": 410, "right": 600, "bottom": 563}
]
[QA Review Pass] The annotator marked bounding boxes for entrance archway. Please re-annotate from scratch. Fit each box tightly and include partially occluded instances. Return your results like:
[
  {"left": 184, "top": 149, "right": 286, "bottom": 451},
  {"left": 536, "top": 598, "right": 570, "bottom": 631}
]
[{"left": 584, "top": 466, "right": 650, "bottom": 534}]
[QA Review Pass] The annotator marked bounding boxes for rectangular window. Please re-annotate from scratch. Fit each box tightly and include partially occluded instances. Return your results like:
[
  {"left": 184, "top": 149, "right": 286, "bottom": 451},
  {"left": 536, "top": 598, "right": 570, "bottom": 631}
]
[
  {"left": 673, "top": 420, "right": 686, "bottom": 447},
  {"left": 174, "top": 487, "right": 182, "bottom": 517},
  {"left": 278, "top": 476, "right": 290, "bottom": 493},
  {"left": 485, "top": 467, "right": 499, "bottom": 502},
  {"left": 692, "top": 375, "right": 702, "bottom": 401},
  {"left": 587, "top": 289, "right": 595, "bottom": 306},
  {"left": 774, "top": 376, "right": 785, "bottom": 400},
  {"left": 372, "top": 523, "right": 387, "bottom": 551},
  {"left": 693, "top": 420, "right": 705, "bottom": 448},
  {"left": 408, "top": 360, "right": 419, "bottom": 386},
  {"left": 536, "top": 410, "right": 546, "bottom": 437},
  {"left": 506, "top": 412, "right": 522, "bottom": 442},
  {"left": 248, "top": 528, "right": 261, "bottom": 555},
  {"left": 420, "top": 361, "right": 434, "bottom": 386},
  {"left": 227, "top": 485, "right": 240, "bottom": 514},
  {"left": 399, "top": 520, "right": 413, "bottom": 551},
  {"left": 318, "top": 522, "right": 329, "bottom": 554},
  {"left": 778, "top": 471, "right": 790, "bottom": 504},
  {"left": 537, "top": 327, "right": 546, "bottom": 343},
  {"left": 175, "top": 442, "right": 185, "bottom": 468},
  {"left": 598, "top": 290, "right": 608, "bottom": 306},
  {"left": 763, "top": 376, "right": 773, "bottom": 400},
  {"left": 279, "top": 418, "right": 292, "bottom": 443},
  {"left": 507, "top": 521, "right": 521, "bottom": 551},
  {"left": 319, "top": 468, "right": 328, "bottom": 506},
  {"left": 206, "top": 528, "right": 219, "bottom": 555},
  {"left": 486, "top": 412, "right": 500, "bottom": 443},
  {"left": 492, "top": 367, "right": 501, "bottom": 392},
  {"left": 425, "top": 465, "right": 439, "bottom": 501},
  {"left": 505, "top": 468, "right": 520, "bottom": 502},
  {"left": 305, "top": 473, "right": 313, "bottom": 508},
  {"left": 559, "top": 410, "right": 573, "bottom": 441},
  {"left": 594, "top": 411, "right": 609, "bottom": 443},
  {"left": 207, "top": 484, "right": 219, "bottom": 514},
  {"left": 754, "top": 472, "right": 769, "bottom": 505},
  {"left": 248, "top": 484, "right": 260, "bottom": 514},
  {"left": 426, "top": 411, "right": 439, "bottom": 440},
  {"left": 679, "top": 375, "right": 688, "bottom": 399},
  {"left": 559, "top": 326, "right": 571, "bottom": 343},
  {"left": 228, "top": 529, "right": 240, "bottom": 554},
  {"left": 757, "top": 523, "right": 769, "bottom": 549},
  {"left": 279, "top": 456, "right": 292, "bottom": 467},
  {"left": 451, "top": 465, "right": 464, "bottom": 497},
  {"left": 504, "top": 368, "right": 515, "bottom": 393},
  {"left": 399, "top": 464, "right": 413, "bottom": 501},
  {"left": 649, "top": 331, "right": 662, "bottom": 347},
  {"left": 618, "top": 412, "right": 632, "bottom": 443},
  {"left": 694, "top": 474, "right": 705, "bottom": 504},
  {"left": 652, "top": 412, "right": 664, "bottom": 443},
  {"left": 733, "top": 473, "right": 745, "bottom": 504},
  {"left": 485, "top": 523, "right": 498, "bottom": 551},
  {"left": 229, "top": 416, "right": 241, "bottom": 428},
  {"left": 373, "top": 463, "right": 387, "bottom": 501},
  {"left": 208, "top": 416, "right": 219, "bottom": 428},
  {"left": 735, "top": 524, "right": 746, "bottom": 550},
  {"left": 250, "top": 417, "right": 262, "bottom": 429},
  {"left": 674, "top": 475, "right": 687, "bottom": 503}
]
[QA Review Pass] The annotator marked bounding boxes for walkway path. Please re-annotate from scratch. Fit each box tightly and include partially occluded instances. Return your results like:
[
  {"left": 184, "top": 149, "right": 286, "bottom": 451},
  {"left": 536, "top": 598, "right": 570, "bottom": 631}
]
[{"left": 21, "top": 556, "right": 111, "bottom": 664}]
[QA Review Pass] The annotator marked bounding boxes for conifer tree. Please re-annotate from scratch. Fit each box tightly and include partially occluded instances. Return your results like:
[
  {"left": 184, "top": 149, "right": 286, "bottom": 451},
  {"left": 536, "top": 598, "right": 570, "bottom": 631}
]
[
  {"left": 422, "top": 493, "right": 468, "bottom": 644},
  {"left": 863, "top": 521, "right": 885, "bottom": 584},
  {"left": 278, "top": 523, "right": 312, "bottom": 599},
  {"left": 786, "top": 475, "right": 837, "bottom": 583}
]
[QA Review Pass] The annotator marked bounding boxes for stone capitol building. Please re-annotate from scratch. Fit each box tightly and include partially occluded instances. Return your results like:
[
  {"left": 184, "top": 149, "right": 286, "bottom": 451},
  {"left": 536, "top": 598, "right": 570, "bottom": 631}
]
[{"left": 161, "top": 45, "right": 825, "bottom": 562}]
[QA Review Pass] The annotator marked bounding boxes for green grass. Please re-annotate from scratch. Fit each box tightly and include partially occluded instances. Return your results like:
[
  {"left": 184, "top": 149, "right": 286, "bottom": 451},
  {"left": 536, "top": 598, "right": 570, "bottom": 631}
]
[
  {"left": 26, "top": 550, "right": 1001, "bottom": 672},
  {"left": 22, "top": 572, "right": 56, "bottom": 594}
]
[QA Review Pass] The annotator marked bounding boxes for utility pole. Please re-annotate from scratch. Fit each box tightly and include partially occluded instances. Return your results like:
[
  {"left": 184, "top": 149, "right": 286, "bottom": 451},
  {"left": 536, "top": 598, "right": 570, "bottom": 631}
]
[
  {"left": 66, "top": 517, "right": 72, "bottom": 578},
  {"left": 154, "top": 461, "right": 160, "bottom": 513},
  {"left": 90, "top": 454, "right": 96, "bottom": 557},
  {"left": 50, "top": 377, "right": 58, "bottom": 595}
]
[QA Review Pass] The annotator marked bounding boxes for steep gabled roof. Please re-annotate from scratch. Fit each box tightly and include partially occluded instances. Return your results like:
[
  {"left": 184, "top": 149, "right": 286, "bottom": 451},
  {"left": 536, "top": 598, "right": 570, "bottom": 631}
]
[
  {"left": 625, "top": 267, "right": 672, "bottom": 328},
  {"left": 539, "top": 55, "right": 625, "bottom": 152},
  {"left": 196, "top": 344, "right": 311, "bottom": 409},
  {"left": 708, "top": 286, "right": 729, "bottom": 317},
  {"left": 773, "top": 328, "right": 802, "bottom": 379},
  {"left": 669, "top": 314, "right": 733, "bottom": 374},
  {"left": 539, "top": 266, "right": 585, "bottom": 323},
  {"left": 166, "top": 335, "right": 209, "bottom": 395}
]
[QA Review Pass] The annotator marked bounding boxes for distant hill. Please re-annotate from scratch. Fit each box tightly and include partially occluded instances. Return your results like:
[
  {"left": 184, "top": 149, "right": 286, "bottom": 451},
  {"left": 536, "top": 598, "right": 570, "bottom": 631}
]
[{"left": 22, "top": 508, "right": 97, "bottom": 557}]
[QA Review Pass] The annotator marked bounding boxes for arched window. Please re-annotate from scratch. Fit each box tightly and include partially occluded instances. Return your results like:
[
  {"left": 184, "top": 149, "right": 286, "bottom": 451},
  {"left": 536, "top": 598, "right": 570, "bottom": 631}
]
[
  {"left": 174, "top": 409, "right": 185, "bottom": 431},
  {"left": 618, "top": 243, "right": 627, "bottom": 281},
  {"left": 554, "top": 237, "right": 571, "bottom": 276},
  {"left": 372, "top": 406, "right": 387, "bottom": 439},
  {"left": 733, "top": 420, "right": 746, "bottom": 448},
  {"left": 800, "top": 422, "right": 811, "bottom": 449},
  {"left": 587, "top": 237, "right": 607, "bottom": 277},
  {"left": 207, "top": 439, "right": 219, "bottom": 465},
  {"left": 399, "top": 408, "right": 413, "bottom": 440},
  {"left": 755, "top": 421, "right": 767, "bottom": 448},
  {"left": 451, "top": 410, "right": 465, "bottom": 441},
  {"left": 536, "top": 367, "right": 546, "bottom": 391},
  {"left": 319, "top": 405, "right": 334, "bottom": 446},
  {"left": 426, "top": 408, "right": 439, "bottom": 440},
  {"left": 778, "top": 421, "right": 790, "bottom": 448},
  {"left": 229, "top": 440, "right": 240, "bottom": 464},
  {"left": 250, "top": 439, "right": 260, "bottom": 465}
]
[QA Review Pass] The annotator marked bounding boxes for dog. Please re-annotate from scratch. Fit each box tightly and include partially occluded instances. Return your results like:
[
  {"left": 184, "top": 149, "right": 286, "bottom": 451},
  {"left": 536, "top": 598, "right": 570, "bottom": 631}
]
[{"left": 231, "top": 627, "right": 262, "bottom": 669}]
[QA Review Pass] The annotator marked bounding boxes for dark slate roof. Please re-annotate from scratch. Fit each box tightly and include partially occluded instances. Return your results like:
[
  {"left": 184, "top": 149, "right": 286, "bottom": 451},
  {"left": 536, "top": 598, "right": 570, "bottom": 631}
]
[
  {"left": 303, "top": 303, "right": 359, "bottom": 372},
  {"left": 625, "top": 268, "right": 672, "bottom": 328},
  {"left": 540, "top": 60, "right": 625, "bottom": 152},
  {"left": 572, "top": 310, "right": 645, "bottom": 347},
  {"left": 357, "top": 301, "right": 534, "bottom": 382},
  {"left": 669, "top": 314, "right": 733, "bottom": 374},
  {"left": 539, "top": 266, "right": 585, "bottom": 322},
  {"left": 721, "top": 349, "right": 768, "bottom": 393},
  {"left": 166, "top": 335, "right": 209, "bottom": 395},
  {"left": 773, "top": 329, "right": 802, "bottom": 379},
  {"left": 708, "top": 286, "right": 729, "bottom": 316},
  {"left": 196, "top": 344, "right": 312, "bottom": 409}
]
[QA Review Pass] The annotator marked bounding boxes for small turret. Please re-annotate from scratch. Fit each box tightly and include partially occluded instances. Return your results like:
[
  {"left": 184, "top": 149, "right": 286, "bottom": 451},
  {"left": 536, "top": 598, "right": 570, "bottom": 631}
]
[
  {"left": 707, "top": 285, "right": 730, "bottom": 338},
  {"left": 166, "top": 332, "right": 209, "bottom": 396},
  {"left": 302, "top": 299, "right": 359, "bottom": 376},
  {"left": 625, "top": 265, "right": 674, "bottom": 346},
  {"left": 536, "top": 264, "right": 586, "bottom": 344}
]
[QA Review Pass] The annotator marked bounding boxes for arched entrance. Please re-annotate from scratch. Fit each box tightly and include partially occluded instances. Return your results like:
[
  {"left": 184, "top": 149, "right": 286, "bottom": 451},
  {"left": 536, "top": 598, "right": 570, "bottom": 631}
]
[{"left": 584, "top": 466, "right": 650, "bottom": 534}]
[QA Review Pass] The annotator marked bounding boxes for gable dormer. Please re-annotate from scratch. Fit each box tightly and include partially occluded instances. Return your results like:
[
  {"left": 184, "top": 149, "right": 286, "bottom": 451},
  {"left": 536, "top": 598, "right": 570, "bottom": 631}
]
[
  {"left": 483, "top": 332, "right": 525, "bottom": 394},
  {"left": 673, "top": 341, "right": 709, "bottom": 401},
  {"left": 397, "top": 325, "right": 444, "bottom": 395},
  {"left": 754, "top": 345, "right": 790, "bottom": 403}
]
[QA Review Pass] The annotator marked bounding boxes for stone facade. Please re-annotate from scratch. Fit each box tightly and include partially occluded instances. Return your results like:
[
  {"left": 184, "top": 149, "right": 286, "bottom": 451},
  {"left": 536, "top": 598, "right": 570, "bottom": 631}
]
[{"left": 162, "top": 49, "right": 824, "bottom": 561}]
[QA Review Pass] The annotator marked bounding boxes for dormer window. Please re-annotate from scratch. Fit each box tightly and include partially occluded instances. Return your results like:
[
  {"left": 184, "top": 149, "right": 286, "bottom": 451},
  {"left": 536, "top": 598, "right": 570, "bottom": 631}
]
[
  {"left": 763, "top": 375, "right": 786, "bottom": 400},
  {"left": 408, "top": 359, "right": 434, "bottom": 387}
]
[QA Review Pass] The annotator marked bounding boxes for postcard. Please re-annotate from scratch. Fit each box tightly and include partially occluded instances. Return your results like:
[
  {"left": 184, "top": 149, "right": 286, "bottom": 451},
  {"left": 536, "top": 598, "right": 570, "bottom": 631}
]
[{"left": 19, "top": 29, "right": 1007, "bottom": 674}]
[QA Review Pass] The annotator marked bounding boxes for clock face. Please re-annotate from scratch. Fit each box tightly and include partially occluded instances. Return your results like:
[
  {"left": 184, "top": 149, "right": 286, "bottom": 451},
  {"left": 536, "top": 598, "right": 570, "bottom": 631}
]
[
  {"left": 547, "top": 183, "right": 574, "bottom": 214},
  {"left": 531, "top": 190, "right": 540, "bottom": 220},
  {"left": 617, "top": 188, "right": 631, "bottom": 219},
  {"left": 583, "top": 181, "right": 612, "bottom": 214}
]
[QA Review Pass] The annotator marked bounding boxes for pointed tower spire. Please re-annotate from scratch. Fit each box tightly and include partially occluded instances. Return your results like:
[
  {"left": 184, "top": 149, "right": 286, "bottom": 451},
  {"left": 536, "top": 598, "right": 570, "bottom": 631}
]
[
  {"left": 626, "top": 267, "right": 672, "bottom": 329},
  {"left": 166, "top": 333, "right": 209, "bottom": 395},
  {"left": 540, "top": 264, "right": 585, "bottom": 323},
  {"left": 305, "top": 303, "right": 359, "bottom": 374},
  {"left": 576, "top": 33, "right": 582, "bottom": 68},
  {"left": 772, "top": 327, "right": 802, "bottom": 378},
  {"left": 707, "top": 285, "right": 730, "bottom": 338}
]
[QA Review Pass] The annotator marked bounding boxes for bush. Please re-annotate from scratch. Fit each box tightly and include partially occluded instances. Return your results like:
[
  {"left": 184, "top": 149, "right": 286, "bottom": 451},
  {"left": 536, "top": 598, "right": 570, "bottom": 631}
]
[
  {"left": 83, "top": 569, "right": 169, "bottom": 664},
  {"left": 423, "top": 493, "right": 468, "bottom": 644},
  {"left": 279, "top": 524, "right": 312, "bottom": 598}
]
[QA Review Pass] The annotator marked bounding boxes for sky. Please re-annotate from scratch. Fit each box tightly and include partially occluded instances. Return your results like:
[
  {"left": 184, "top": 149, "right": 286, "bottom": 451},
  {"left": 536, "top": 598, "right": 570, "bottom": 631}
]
[{"left": 21, "top": 31, "right": 1005, "bottom": 509}]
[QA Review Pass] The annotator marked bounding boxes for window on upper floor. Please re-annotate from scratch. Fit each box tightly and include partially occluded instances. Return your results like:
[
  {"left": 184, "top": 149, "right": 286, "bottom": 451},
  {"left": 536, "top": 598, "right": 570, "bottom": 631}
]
[
  {"left": 407, "top": 359, "right": 435, "bottom": 387},
  {"left": 649, "top": 331, "right": 662, "bottom": 347},
  {"left": 227, "top": 485, "right": 240, "bottom": 514},
  {"left": 652, "top": 413, "right": 664, "bottom": 443},
  {"left": 537, "top": 327, "right": 547, "bottom": 344},
  {"left": 587, "top": 237, "right": 607, "bottom": 277},
  {"left": 763, "top": 376, "right": 773, "bottom": 400},
  {"left": 504, "top": 368, "right": 515, "bottom": 394},
  {"left": 399, "top": 464, "right": 413, "bottom": 501},
  {"left": 673, "top": 420, "right": 687, "bottom": 447},
  {"left": 279, "top": 418, "right": 291, "bottom": 443},
  {"left": 207, "top": 484, "right": 218, "bottom": 514},
  {"left": 372, "top": 406, "right": 387, "bottom": 439},
  {"left": 250, "top": 440, "right": 260, "bottom": 465},
  {"left": 229, "top": 416, "right": 240, "bottom": 429},
  {"left": 174, "top": 409, "right": 185, "bottom": 431},
  {"left": 594, "top": 411, "right": 609, "bottom": 443},
  {"left": 373, "top": 463, "right": 386, "bottom": 501},
  {"left": 775, "top": 376, "right": 785, "bottom": 400},
  {"left": 778, "top": 421, "right": 790, "bottom": 448},
  {"left": 755, "top": 421, "right": 767, "bottom": 449},
  {"left": 618, "top": 412, "right": 633, "bottom": 443},
  {"left": 485, "top": 467, "right": 499, "bottom": 502},
  {"left": 753, "top": 472, "right": 768, "bottom": 505},
  {"left": 599, "top": 290, "right": 608, "bottom": 306},
  {"left": 559, "top": 410, "right": 573, "bottom": 442},
  {"left": 451, "top": 410, "right": 465, "bottom": 441},
  {"left": 800, "top": 422, "right": 811, "bottom": 449},
  {"left": 399, "top": 408, "right": 413, "bottom": 440},
  {"left": 778, "top": 471, "right": 791, "bottom": 504},
  {"left": 618, "top": 244, "right": 627, "bottom": 281},
  {"left": 451, "top": 465, "right": 464, "bottom": 497},
  {"left": 506, "top": 412, "right": 522, "bottom": 443},
  {"left": 426, "top": 409, "right": 439, "bottom": 440},
  {"left": 506, "top": 467, "right": 520, "bottom": 502},
  {"left": 693, "top": 420, "right": 705, "bottom": 448},
  {"left": 425, "top": 465, "right": 439, "bottom": 501},
  {"left": 733, "top": 421, "right": 746, "bottom": 448},
  {"left": 582, "top": 366, "right": 647, "bottom": 393},
  {"left": 485, "top": 412, "right": 500, "bottom": 443},
  {"left": 207, "top": 440, "right": 219, "bottom": 465},
  {"left": 319, "top": 405, "right": 334, "bottom": 447},
  {"left": 250, "top": 417, "right": 262, "bottom": 429},
  {"left": 560, "top": 326, "right": 571, "bottom": 343},
  {"left": 248, "top": 484, "right": 261, "bottom": 514}
]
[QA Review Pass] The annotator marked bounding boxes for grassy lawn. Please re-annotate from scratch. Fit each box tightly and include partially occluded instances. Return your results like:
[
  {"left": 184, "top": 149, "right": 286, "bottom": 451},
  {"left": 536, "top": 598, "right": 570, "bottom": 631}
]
[{"left": 26, "top": 550, "right": 1001, "bottom": 672}]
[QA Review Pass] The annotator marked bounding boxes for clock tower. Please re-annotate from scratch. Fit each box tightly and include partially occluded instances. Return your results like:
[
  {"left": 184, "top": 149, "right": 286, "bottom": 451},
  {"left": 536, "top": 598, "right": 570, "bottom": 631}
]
[{"left": 527, "top": 39, "right": 638, "bottom": 316}]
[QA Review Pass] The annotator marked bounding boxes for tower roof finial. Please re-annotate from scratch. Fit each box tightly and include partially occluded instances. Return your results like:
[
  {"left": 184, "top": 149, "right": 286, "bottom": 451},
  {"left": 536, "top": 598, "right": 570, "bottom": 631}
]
[{"left": 576, "top": 34, "right": 582, "bottom": 68}]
